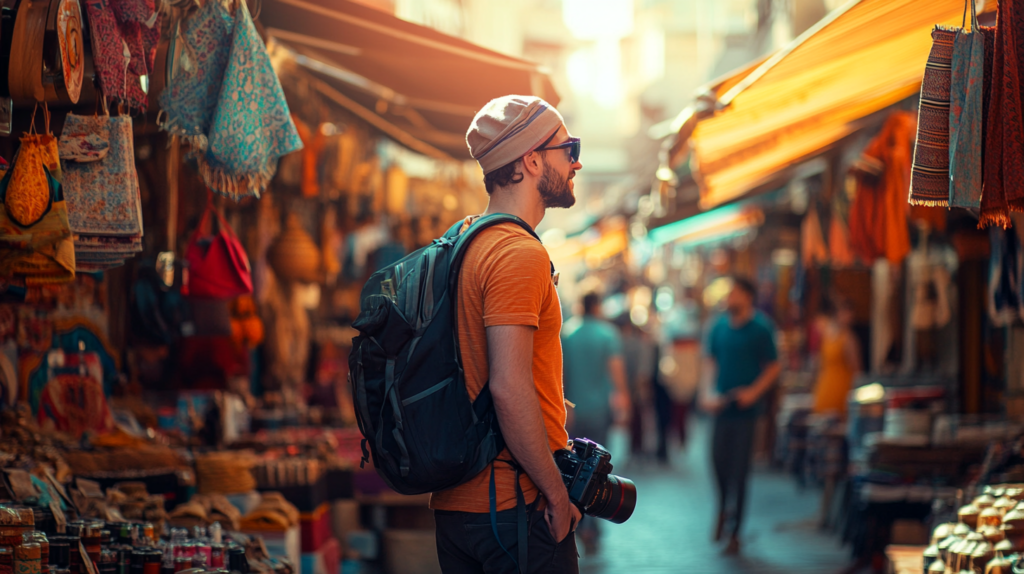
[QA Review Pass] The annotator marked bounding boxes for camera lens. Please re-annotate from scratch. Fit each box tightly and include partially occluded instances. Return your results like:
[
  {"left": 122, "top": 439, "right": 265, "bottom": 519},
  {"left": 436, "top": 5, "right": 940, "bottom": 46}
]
[{"left": 587, "top": 474, "right": 637, "bottom": 524}]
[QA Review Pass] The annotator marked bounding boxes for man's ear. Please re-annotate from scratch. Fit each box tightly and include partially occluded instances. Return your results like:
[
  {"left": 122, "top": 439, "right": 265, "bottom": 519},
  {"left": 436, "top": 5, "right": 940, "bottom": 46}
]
[{"left": 521, "top": 151, "right": 544, "bottom": 178}]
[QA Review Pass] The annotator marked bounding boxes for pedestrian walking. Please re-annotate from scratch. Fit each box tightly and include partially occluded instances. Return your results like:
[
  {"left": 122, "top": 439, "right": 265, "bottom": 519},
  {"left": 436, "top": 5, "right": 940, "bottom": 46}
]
[
  {"left": 429, "top": 95, "right": 585, "bottom": 573},
  {"left": 615, "top": 315, "right": 655, "bottom": 458},
  {"left": 561, "top": 292, "right": 631, "bottom": 555},
  {"left": 699, "top": 276, "right": 781, "bottom": 555}
]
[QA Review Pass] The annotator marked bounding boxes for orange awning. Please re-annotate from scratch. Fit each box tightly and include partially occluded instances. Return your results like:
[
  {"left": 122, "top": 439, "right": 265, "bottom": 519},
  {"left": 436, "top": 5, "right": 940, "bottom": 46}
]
[{"left": 687, "top": 0, "right": 993, "bottom": 209}]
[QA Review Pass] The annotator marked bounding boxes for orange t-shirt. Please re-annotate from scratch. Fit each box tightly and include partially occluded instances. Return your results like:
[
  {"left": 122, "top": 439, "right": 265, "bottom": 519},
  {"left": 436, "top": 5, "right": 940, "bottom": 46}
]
[{"left": 429, "top": 218, "right": 569, "bottom": 513}]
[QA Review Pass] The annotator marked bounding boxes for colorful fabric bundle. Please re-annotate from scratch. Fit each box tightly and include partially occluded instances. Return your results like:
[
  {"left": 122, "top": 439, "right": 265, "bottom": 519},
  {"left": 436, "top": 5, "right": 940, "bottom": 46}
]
[
  {"left": 948, "top": 2, "right": 985, "bottom": 209},
  {"left": 981, "top": 0, "right": 1024, "bottom": 228},
  {"left": 159, "top": 0, "right": 302, "bottom": 199},
  {"left": 60, "top": 113, "right": 143, "bottom": 270},
  {"left": 909, "top": 27, "right": 955, "bottom": 207}
]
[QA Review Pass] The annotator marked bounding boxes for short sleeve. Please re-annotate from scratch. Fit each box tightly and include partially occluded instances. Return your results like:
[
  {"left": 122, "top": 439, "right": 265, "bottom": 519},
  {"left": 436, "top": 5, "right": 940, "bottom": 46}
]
[
  {"left": 759, "top": 321, "right": 779, "bottom": 364},
  {"left": 478, "top": 234, "right": 551, "bottom": 329}
]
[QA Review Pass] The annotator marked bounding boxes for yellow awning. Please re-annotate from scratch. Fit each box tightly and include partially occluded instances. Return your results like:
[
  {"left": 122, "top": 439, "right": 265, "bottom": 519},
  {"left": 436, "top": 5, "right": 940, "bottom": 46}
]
[{"left": 689, "top": 0, "right": 992, "bottom": 209}]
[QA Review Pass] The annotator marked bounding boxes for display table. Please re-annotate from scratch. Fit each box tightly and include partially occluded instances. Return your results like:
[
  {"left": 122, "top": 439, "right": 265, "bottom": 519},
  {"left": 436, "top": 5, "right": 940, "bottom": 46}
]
[{"left": 885, "top": 545, "right": 925, "bottom": 574}]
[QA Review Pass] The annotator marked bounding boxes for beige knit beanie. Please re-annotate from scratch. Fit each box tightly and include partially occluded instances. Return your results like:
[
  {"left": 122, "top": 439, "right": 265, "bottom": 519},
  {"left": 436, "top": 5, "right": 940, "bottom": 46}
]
[{"left": 466, "top": 95, "right": 564, "bottom": 174}]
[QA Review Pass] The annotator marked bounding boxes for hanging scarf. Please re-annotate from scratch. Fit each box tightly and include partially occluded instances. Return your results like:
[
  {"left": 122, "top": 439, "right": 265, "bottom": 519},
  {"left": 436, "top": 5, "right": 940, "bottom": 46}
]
[
  {"left": 83, "top": 0, "right": 149, "bottom": 110},
  {"left": 981, "top": 0, "right": 1024, "bottom": 228},
  {"left": 948, "top": 3, "right": 985, "bottom": 209},
  {"left": 909, "top": 27, "right": 955, "bottom": 207},
  {"left": 159, "top": 0, "right": 302, "bottom": 199},
  {"left": 158, "top": 0, "right": 234, "bottom": 149}
]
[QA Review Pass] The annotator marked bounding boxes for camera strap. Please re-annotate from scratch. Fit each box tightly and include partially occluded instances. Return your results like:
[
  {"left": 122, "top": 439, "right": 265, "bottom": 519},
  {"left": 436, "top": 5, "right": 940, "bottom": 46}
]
[{"left": 488, "top": 460, "right": 528, "bottom": 574}]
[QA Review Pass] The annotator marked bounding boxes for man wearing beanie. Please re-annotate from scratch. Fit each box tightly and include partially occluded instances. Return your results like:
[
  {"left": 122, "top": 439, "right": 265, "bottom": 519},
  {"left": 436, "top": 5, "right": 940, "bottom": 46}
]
[{"left": 430, "top": 95, "right": 583, "bottom": 573}]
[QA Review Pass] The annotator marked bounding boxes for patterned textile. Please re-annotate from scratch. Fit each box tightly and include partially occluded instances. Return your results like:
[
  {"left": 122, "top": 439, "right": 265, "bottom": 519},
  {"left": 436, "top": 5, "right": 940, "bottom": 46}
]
[
  {"left": 981, "top": 0, "right": 1024, "bottom": 228},
  {"left": 61, "top": 114, "right": 143, "bottom": 237},
  {"left": 160, "top": 0, "right": 302, "bottom": 199},
  {"left": 110, "top": 0, "right": 154, "bottom": 24},
  {"left": 0, "top": 167, "right": 75, "bottom": 286},
  {"left": 37, "top": 373, "right": 114, "bottom": 438},
  {"left": 83, "top": 0, "right": 148, "bottom": 110},
  {"left": 909, "top": 27, "right": 955, "bottom": 207},
  {"left": 949, "top": 20, "right": 985, "bottom": 209},
  {"left": 158, "top": 0, "right": 235, "bottom": 149}
]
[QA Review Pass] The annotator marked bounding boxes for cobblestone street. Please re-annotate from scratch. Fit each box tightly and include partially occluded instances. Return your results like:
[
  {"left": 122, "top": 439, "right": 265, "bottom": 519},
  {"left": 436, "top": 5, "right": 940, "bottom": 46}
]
[{"left": 580, "top": 418, "right": 853, "bottom": 574}]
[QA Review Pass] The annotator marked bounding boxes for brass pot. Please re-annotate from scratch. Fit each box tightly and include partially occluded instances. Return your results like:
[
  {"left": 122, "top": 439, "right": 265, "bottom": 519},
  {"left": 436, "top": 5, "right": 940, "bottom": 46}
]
[
  {"left": 961, "top": 505, "right": 982, "bottom": 529},
  {"left": 980, "top": 507, "right": 1003, "bottom": 530},
  {"left": 995, "top": 497, "right": 1017, "bottom": 516},
  {"left": 976, "top": 495, "right": 997, "bottom": 510}
]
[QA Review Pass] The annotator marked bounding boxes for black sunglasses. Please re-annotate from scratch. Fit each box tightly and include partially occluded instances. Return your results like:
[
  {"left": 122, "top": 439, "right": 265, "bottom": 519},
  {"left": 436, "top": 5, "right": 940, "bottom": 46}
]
[{"left": 536, "top": 136, "right": 581, "bottom": 164}]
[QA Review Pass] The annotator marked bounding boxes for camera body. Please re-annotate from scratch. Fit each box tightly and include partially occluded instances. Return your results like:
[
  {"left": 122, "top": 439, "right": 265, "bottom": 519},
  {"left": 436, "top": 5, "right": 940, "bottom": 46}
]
[{"left": 553, "top": 438, "right": 637, "bottom": 524}]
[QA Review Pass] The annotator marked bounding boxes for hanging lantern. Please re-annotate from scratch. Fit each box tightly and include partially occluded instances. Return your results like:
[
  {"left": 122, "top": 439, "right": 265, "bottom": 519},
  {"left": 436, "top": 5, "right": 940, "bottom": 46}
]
[{"left": 267, "top": 213, "right": 321, "bottom": 283}]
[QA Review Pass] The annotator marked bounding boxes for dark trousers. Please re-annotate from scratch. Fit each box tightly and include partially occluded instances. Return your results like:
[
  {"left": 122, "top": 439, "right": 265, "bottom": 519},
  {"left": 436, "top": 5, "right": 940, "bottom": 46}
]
[
  {"left": 435, "top": 503, "right": 579, "bottom": 574},
  {"left": 711, "top": 415, "right": 758, "bottom": 538}
]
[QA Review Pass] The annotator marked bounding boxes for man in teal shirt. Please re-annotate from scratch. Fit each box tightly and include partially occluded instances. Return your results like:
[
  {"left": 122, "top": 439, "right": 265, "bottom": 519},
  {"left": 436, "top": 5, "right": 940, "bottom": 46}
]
[
  {"left": 700, "top": 276, "right": 780, "bottom": 555},
  {"left": 561, "top": 292, "right": 630, "bottom": 554}
]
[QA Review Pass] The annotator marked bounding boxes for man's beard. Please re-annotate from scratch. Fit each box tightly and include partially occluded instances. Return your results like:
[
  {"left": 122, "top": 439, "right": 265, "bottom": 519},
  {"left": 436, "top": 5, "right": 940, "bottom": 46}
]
[{"left": 538, "top": 161, "right": 575, "bottom": 209}]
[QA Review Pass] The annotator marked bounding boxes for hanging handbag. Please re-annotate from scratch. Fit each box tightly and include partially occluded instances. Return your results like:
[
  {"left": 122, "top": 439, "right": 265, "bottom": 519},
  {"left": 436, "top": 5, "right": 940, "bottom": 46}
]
[
  {"left": 184, "top": 198, "right": 253, "bottom": 300},
  {"left": 909, "top": 27, "right": 956, "bottom": 207},
  {"left": 5, "top": 105, "right": 61, "bottom": 228},
  {"left": 60, "top": 105, "right": 143, "bottom": 237},
  {"left": 0, "top": 158, "right": 75, "bottom": 286},
  {"left": 948, "top": 0, "right": 985, "bottom": 209}
]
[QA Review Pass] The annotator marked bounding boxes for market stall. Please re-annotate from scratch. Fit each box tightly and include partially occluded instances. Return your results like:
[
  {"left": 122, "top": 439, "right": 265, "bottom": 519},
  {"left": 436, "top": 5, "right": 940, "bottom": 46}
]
[{"left": 0, "top": 1, "right": 559, "bottom": 574}]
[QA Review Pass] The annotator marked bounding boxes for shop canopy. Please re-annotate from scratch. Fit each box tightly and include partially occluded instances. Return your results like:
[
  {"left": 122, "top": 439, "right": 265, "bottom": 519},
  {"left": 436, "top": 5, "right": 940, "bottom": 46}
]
[
  {"left": 683, "top": 0, "right": 993, "bottom": 210},
  {"left": 259, "top": 0, "right": 560, "bottom": 158}
]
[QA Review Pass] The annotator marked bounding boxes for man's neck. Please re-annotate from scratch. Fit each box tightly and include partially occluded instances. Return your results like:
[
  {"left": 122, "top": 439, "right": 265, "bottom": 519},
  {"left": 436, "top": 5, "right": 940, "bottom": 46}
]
[
  {"left": 482, "top": 187, "right": 545, "bottom": 229},
  {"left": 729, "top": 307, "right": 755, "bottom": 327}
]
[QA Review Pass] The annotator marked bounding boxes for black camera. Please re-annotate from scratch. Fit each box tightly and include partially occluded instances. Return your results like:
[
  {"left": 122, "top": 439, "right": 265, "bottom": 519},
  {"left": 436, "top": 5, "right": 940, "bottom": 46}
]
[{"left": 553, "top": 438, "right": 637, "bottom": 524}]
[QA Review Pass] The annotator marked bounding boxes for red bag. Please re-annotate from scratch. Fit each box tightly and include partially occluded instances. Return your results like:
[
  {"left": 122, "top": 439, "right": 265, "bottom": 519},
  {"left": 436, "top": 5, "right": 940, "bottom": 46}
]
[{"left": 185, "top": 201, "right": 252, "bottom": 299}]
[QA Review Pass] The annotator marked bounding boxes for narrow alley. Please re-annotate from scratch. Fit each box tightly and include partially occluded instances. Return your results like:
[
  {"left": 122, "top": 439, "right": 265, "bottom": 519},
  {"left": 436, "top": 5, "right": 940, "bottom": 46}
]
[{"left": 583, "top": 419, "right": 851, "bottom": 574}]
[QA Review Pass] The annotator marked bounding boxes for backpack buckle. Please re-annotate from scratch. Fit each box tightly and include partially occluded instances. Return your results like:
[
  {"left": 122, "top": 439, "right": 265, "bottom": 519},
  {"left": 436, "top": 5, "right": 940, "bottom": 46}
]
[{"left": 432, "top": 237, "right": 454, "bottom": 247}]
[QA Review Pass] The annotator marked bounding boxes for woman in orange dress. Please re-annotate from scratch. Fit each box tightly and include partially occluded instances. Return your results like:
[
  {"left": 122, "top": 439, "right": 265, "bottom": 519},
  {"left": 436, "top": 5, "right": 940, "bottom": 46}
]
[{"left": 812, "top": 299, "right": 862, "bottom": 415}]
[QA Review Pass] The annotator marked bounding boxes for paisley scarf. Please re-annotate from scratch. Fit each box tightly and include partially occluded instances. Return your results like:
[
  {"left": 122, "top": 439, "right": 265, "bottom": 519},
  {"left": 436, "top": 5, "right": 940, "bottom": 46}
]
[{"left": 159, "top": 0, "right": 302, "bottom": 199}]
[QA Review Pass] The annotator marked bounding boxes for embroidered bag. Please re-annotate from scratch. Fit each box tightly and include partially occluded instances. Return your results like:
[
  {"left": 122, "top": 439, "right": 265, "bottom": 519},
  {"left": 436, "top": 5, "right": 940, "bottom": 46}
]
[
  {"left": 184, "top": 198, "right": 252, "bottom": 299},
  {"left": 61, "top": 110, "right": 143, "bottom": 237},
  {"left": 0, "top": 161, "right": 75, "bottom": 286},
  {"left": 6, "top": 105, "right": 61, "bottom": 227}
]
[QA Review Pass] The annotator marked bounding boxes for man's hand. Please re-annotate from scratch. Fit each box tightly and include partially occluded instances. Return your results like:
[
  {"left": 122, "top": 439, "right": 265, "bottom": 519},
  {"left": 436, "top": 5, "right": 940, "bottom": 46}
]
[
  {"left": 545, "top": 494, "right": 583, "bottom": 543},
  {"left": 734, "top": 385, "right": 761, "bottom": 409},
  {"left": 699, "top": 394, "right": 726, "bottom": 415}
]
